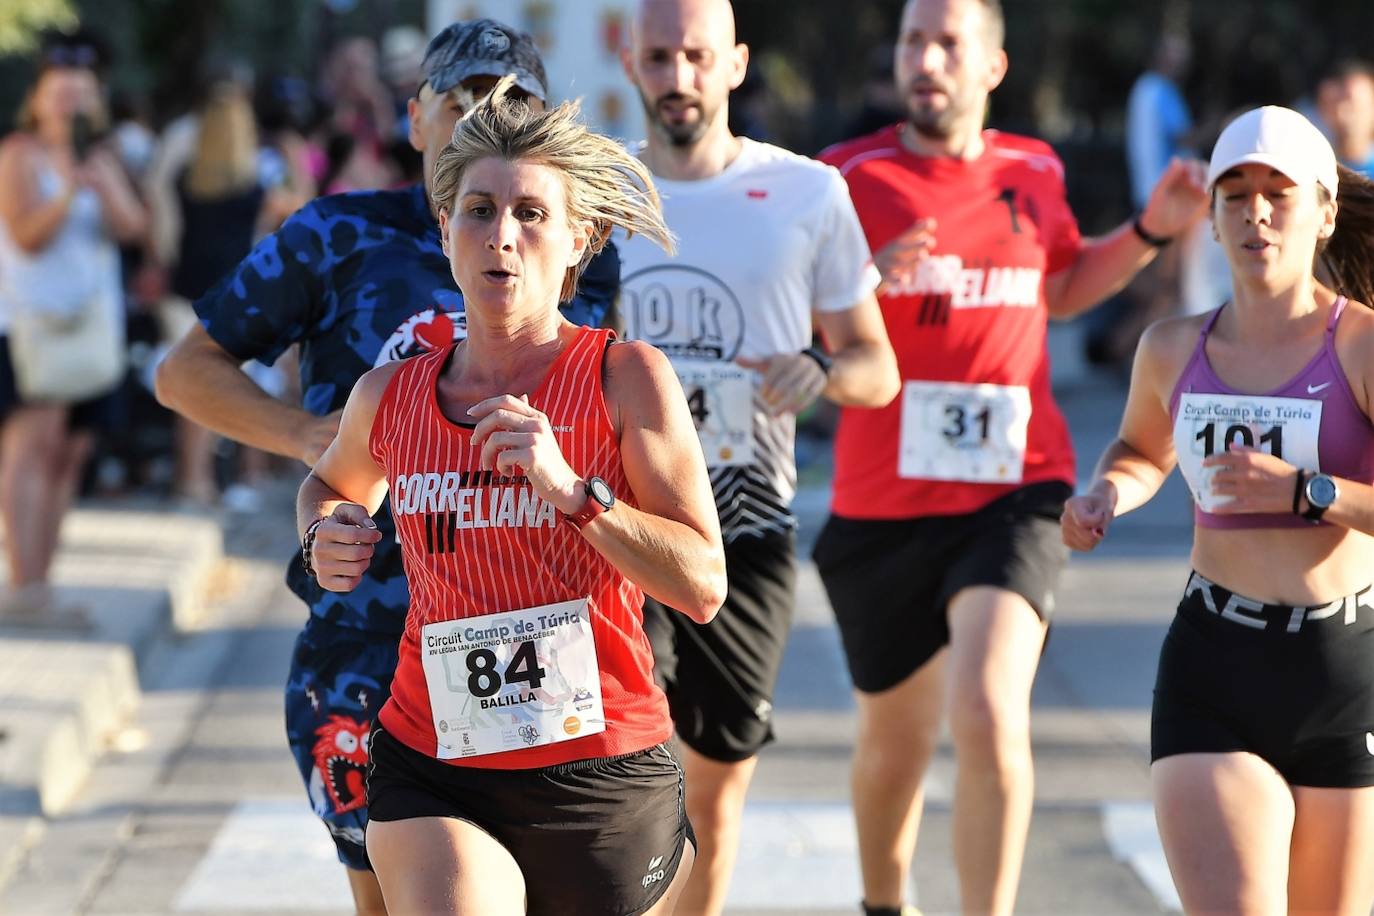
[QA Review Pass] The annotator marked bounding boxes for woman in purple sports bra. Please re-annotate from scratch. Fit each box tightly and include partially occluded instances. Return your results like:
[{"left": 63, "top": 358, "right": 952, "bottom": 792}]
[{"left": 1063, "top": 105, "right": 1374, "bottom": 915}]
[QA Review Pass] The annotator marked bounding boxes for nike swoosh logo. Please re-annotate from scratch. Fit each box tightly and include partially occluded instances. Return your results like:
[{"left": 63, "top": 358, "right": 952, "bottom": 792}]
[
  {"left": 1366, "top": 732, "right": 1374, "bottom": 756},
  {"left": 1308, "top": 382, "right": 1333, "bottom": 394}
]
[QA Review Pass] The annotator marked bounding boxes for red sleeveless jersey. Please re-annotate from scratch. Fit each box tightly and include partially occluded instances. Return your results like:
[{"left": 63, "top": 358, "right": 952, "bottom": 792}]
[
  {"left": 369, "top": 326, "right": 670, "bottom": 768},
  {"left": 819, "top": 126, "right": 1081, "bottom": 518}
]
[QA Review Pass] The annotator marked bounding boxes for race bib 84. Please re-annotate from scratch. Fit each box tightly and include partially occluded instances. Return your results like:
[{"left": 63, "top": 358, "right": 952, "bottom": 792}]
[{"left": 421, "top": 598, "right": 604, "bottom": 759}]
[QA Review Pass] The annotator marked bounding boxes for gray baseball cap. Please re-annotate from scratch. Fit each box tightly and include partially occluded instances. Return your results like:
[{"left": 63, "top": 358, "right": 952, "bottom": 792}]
[{"left": 421, "top": 19, "right": 548, "bottom": 103}]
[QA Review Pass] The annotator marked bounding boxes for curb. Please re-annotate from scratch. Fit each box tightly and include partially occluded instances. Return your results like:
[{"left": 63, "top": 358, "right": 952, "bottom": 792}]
[{"left": 0, "top": 505, "right": 227, "bottom": 892}]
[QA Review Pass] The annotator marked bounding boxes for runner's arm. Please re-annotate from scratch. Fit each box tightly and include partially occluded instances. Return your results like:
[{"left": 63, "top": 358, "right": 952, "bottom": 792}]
[
  {"left": 1043, "top": 159, "right": 1209, "bottom": 319},
  {"left": 1085, "top": 319, "right": 1187, "bottom": 516},
  {"left": 297, "top": 363, "right": 395, "bottom": 533},
  {"left": 155, "top": 324, "right": 342, "bottom": 465},
  {"left": 814, "top": 292, "right": 900, "bottom": 407},
  {"left": 588, "top": 341, "right": 726, "bottom": 623},
  {"left": 295, "top": 366, "right": 394, "bottom": 592}
]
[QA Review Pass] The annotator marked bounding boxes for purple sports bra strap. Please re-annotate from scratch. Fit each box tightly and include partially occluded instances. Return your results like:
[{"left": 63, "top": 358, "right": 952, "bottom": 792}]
[
  {"left": 1201, "top": 304, "right": 1225, "bottom": 337},
  {"left": 1327, "top": 295, "right": 1348, "bottom": 335},
  {"left": 1191, "top": 304, "right": 1225, "bottom": 360}
]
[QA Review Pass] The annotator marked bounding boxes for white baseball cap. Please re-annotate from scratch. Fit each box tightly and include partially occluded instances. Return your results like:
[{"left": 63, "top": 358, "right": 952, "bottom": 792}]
[{"left": 1206, "top": 106, "right": 1339, "bottom": 200}]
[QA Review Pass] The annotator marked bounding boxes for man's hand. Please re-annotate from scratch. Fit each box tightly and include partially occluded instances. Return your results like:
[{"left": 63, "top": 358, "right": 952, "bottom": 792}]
[
  {"left": 873, "top": 218, "right": 937, "bottom": 297},
  {"left": 311, "top": 502, "right": 382, "bottom": 592},
  {"left": 737, "top": 352, "right": 828, "bottom": 417},
  {"left": 299, "top": 410, "right": 343, "bottom": 466},
  {"left": 1139, "top": 158, "right": 1209, "bottom": 241}
]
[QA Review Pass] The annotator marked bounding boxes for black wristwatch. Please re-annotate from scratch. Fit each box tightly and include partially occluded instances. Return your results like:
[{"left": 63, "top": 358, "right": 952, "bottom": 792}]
[
  {"left": 799, "top": 345, "right": 833, "bottom": 376},
  {"left": 564, "top": 476, "right": 615, "bottom": 529},
  {"left": 1301, "top": 472, "right": 1339, "bottom": 522}
]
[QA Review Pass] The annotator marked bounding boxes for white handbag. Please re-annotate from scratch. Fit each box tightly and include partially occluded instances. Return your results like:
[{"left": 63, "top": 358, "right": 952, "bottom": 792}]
[{"left": 9, "top": 291, "right": 125, "bottom": 402}]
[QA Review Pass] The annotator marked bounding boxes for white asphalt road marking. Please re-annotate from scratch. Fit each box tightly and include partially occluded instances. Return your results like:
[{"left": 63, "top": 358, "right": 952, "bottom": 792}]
[
  {"left": 1102, "top": 801, "right": 1182, "bottom": 913},
  {"left": 174, "top": 798, "right": 352, "bottom": 911},
  {"left": 725, "top": 800, "right": 863, "bottom": 910},
  {"left": 174, "top": 797, "right": 865, "bottom": 911},
  {"left": 178, "top": 797, "right": 1174, "bottom": 913}
]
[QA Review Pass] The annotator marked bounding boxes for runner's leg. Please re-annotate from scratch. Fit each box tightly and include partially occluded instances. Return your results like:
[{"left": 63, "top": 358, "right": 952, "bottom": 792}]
[
  {"left": 944, "top": 586, "right": 1046, "bottom": 916},
  {"left": 1287, "top": 784, "right": 1374, "bottom": 915},
  {"left": 283, "top": 621, "right": 394, "bottom": 914},
  {"left": 344, "top": 867, "right": 387, "bottom": 916},
  {"left": 658, "top": 531, "right": 794, "bottom": 914},
  {"left": 644, "top": 840, "right": 697, "bottom": 916},
  {"left": 367, "top": 816, "right": 525, "bottom": 914},
  {"left": 1152, "top": 752, "right": 1293, "bottom": 915},
  {"left": 678, "top": 749, "right": 757, "bottom": 914},
  {"left": 851, "top": 651, "right": 946, "bottom": 911}
]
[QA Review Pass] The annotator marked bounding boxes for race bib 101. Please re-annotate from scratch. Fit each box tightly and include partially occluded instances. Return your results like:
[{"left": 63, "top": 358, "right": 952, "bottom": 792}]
[
  {"left": 1174, "top": 392, "right": 1321, "bottom": 512},
  {"left": 421, "top": 598, "right": 604, "bottom": 760},
  {"left": 673, "top": 359, "right": 754, "bottom": 468},
  {"left": 899, "top": 380, "right": 1031, "bottom": 483}
]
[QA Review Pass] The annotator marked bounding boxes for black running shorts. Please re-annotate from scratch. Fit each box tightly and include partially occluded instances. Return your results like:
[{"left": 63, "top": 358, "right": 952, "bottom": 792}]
[
  {"left": 643, "top": 529, "right": 796, "bottom": 762},
  {"left": 366, "top": 727, "right": 694, "bottom": 916},
  {"left": 813, "top": 481, "right": 1071, "bottom": 694},
  {"left": 1152, "top": 572, "right": 1374, "bottom": 788}
]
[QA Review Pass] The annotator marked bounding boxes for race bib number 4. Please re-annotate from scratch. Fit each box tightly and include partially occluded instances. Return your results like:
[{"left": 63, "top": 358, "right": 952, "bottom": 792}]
[
  {"left": 899, "top": 381, "right": 1031, "bottom": 483},
  {"left": 1174, "top": 392, "right": 1321, "bottom": 512},
  {"left": 421, "top": 598, "right": 604, "bottom": 760},
  {"left": 673, "top": 359, "right": 754, "bottom": 468}
]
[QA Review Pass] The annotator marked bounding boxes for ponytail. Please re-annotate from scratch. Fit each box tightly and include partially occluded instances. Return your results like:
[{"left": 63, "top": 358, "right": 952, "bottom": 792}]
[{"left": 1321, "top": 164, "right": 1374, "bottom": 309}]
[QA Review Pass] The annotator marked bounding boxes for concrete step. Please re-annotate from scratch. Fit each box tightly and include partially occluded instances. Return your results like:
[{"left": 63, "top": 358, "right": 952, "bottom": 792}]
[{"left": 0, "top": 505, "right": 227, "bottom": 892}]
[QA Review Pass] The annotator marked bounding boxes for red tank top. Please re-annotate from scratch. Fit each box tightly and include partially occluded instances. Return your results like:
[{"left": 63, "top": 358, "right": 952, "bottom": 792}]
[
  {"left": 369, "top": 326, "right": 670, "bottom": 768},
  {"left": 819, "top": 126, "right": 1082, "bottom": 518}
]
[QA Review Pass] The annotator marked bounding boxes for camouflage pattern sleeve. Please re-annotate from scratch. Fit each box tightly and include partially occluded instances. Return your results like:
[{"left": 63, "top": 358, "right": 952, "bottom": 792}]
[{"left": 192, "top": 199, "right": 337, "bottom": 365}]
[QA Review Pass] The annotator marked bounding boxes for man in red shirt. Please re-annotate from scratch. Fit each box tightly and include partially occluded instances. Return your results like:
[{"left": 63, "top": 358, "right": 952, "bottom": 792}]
[{"left": 816, "top": 1, "right": 1208, "bottom": 914}]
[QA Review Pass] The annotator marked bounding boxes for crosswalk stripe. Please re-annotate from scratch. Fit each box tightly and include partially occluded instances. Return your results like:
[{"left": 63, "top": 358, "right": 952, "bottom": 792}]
[
  {"left": 726, "top": 800, "right": 862, "bottom": 909},
  {"left": 174, "top": 799, "right": 351, "bottom": 911},
  {"left": 1101, "top": 801, "right": 1181, "bottom": 913},
  {"left": 175, "top": 796, "right": 1179, "bottom": 913}
]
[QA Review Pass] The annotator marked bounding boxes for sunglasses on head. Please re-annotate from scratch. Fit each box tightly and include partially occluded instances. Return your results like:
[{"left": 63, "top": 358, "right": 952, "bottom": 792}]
[{"left": 41, "top": 44, "right": 99, "bottom": 69}]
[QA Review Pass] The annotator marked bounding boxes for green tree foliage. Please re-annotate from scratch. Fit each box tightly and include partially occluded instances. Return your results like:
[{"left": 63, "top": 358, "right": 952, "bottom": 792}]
[{"left": 0, "top": 0, "right": 77, "bottom": 54}]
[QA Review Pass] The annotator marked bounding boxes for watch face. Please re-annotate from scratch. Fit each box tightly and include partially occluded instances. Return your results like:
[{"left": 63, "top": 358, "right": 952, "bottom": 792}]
[
  {"left": 589, "top": 478, "right": 614, "bottom": 507},
  {"left": 1308, "top": 475, "right": 1338, "bottom": 508}
]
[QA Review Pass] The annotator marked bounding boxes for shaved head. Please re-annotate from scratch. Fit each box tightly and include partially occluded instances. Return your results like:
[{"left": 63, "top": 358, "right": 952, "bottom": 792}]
[
  {"left": 631, "top": 0, "right": 737, "bottom": 50},
  {"left": 623, "top": 0, "right": 747, "bottom": 149}
]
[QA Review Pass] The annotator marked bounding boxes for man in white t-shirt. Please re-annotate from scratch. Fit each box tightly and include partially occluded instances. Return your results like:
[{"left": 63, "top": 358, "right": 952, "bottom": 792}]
[{"left": 618, "top": 1, "right": 900, "bottom": 912}]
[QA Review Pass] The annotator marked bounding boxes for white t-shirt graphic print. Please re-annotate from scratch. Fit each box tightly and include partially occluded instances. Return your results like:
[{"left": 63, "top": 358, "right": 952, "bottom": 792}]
[{"left": 618, "top": 138, "right": 880, "bottom": 541}]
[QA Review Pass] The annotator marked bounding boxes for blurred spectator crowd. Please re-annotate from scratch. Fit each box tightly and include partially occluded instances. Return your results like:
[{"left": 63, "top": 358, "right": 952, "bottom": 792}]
[
  {"left": 0, "top": 18, "right": 1371, "bottom": 576},
  {"left": 1, "top": 25, "right": 437, "bottom": 517}
]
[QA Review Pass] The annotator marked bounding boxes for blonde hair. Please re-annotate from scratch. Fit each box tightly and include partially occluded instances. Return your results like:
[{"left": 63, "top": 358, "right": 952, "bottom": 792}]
[
  {"left": 185, "top": 84, "right": 259, "bottom": 200},
  {"left": 431, "top": 76, "right": 675, "bottom": 302}
]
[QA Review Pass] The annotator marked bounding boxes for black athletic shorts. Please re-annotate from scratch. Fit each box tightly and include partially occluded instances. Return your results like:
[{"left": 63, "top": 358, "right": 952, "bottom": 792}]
[
  {"left": 1152, "top": 572, "right": 1374, "bottom": 788},
  {"left": 643, "top": 529, "right": 796, "bottom": 762},
  {"left": 366, "top": 726, "right": 694, "bottom": 915},
  {"left": 813, "top": 481, "right": 1071, "bottom": 694}
]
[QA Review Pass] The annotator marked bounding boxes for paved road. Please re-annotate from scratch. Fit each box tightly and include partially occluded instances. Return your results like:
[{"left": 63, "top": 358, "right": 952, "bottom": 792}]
[{"left": 1, "top": 372, "right": 1200, "bottom": 915}]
